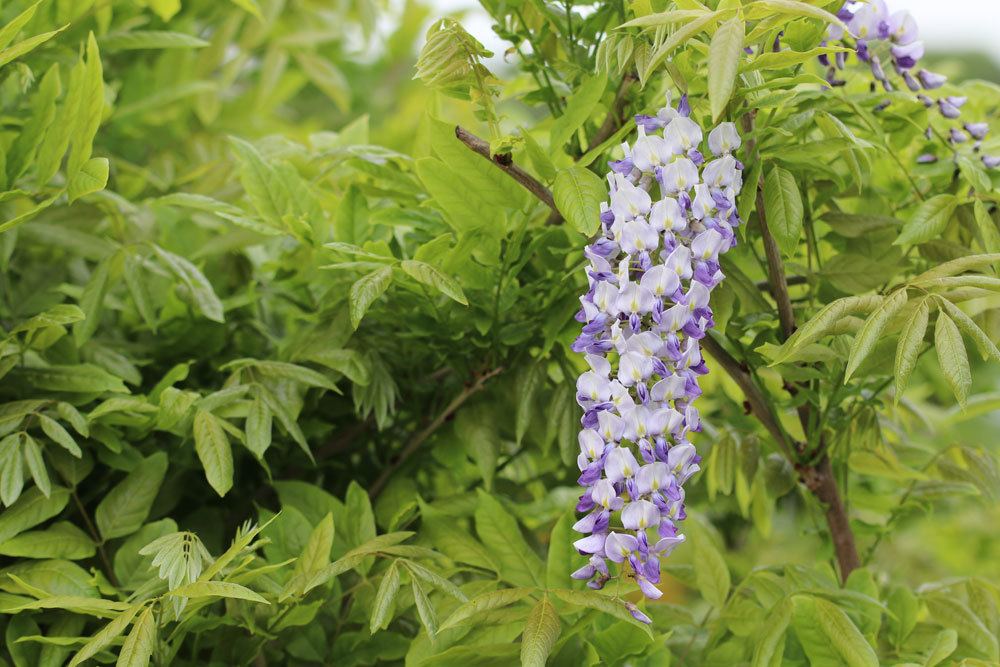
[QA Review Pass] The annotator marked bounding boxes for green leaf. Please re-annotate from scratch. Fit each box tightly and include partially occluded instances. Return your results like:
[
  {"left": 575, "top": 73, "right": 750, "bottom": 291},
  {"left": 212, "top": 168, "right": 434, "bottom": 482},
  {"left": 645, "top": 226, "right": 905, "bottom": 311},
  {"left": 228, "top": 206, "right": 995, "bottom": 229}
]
[
  {"left": 223, "top": 359, "right": 340, "bottom": 392},
  {"left": 895, "top": 195, "right": 958, "bottom": 246},
  {"left": 474, "top": 490, "right": 544, "bottom": 588},
  {"left": 935, "top": 296, "right": 1000, "bottom": 362},
  {"left": 152, "top": 246, "right": 225, "bottom": 323},
  {"left": 752, "top": 599, "right": 792, "bottom": 667},
  {"left": 123, "top": 253, "right": 157, "bottom": 332},
  {"left": 550, "top": 74, "right": 607, "bottom": 151},
  {"left": 13, "top": 364, "right": 128, "bottom": 394},
  {"left": 400, "top": 260, "right": 467, "bottom": 305},
  {"left": 822, "top": 254, "right": 898, "bottom": 295},
  {"left": 549, "top": 589, "right": 655, "bottom": 638},
  {"left": 66, "top": 34, "right": 103, "bottom": 179},
  {"left": 972, "top": 201, "right": 1000, "bottom": 253},
  {"left": 708, "top": 18, "right": 744, "bottom": 122},
  {"left": 0, "top": 25, "right": 66, "bottom": 70},
  {"left": 116, "top": 604, "right": 155, "bottom": 667},
  {"left": 67, "top": 157, "right": 108, "bottom": 203},
  {"left": 350, "top": 266, "right": 393, "bottom": 329},
  {"left": 1, "top": 434, "right": 25, "bottom": 507},
  {"left": 520, "top": 595, "right": 561, "bottom": 667},
  {"left": 6, "top": 595, "right": 128, "bottom": 618},
  {"left": 0, "top": 2, "right": 43, "bottom": 51},
  {"left": 894, "top": 298, "right": 930, "bottom": 399},
  {"left": 301, "top": 532, "right": 414, "bottom": 593},
  {"left": 0, "top": 194, "right": 59, "bottom": 235},
  {"left": 415, "top": 157, "right": 497, "bottom": 232},
  {"left": 0, "top": 522, "right": 94, "bottom": 560},
  {"left": 924, "top": 629, "right": 958, "bottom": 667},
  {"left": 641, "top": 11, "right": 722, "bottom": 84},
  {"left": 102, "top": 31, "right": 209, "bottom": 51},
  {"left": 516, "top": 364, "right": 544, "bottom": 446},
  {"left": 455, "top": 404, "right": 500, "bottom": 491},
  {"left": 284, "top": 513, "right": 334, "bottom": 597},
  {"left": 369, "top": 561, "right": 400, "bottom": 634},
  {"left": 846, "top": 289, "right": 908, "bottom": 380},
  {"left": 934, "top": 313, "right": 971, "bottom": 409},
  {"left": 619, "top": 9, "right": 710, "bottom": 29},
  {"left": 692, "top": 527, "right": 730, "bottom": 607},
  {"left": 763, "top": 166, "right": 803, "bottom": 255},
  {"left": 68, "top": 604, "right": 143, "bottom": 667},
  {"left": 167, "top": 581, "right": 268, "bottom": 604},
  {"left": 228, "top": 0, "right": 263, "bottom": 18},
  {"left": 95, "top": 453, "right": 168, "bottom": 540},
  {"left": 769, "top": 295, "right": 882, "bottom": 364},
  {"left": 193, "top": 410, "right": 234, "bottom": 497},
  {"left": 925, "top": 595, "right": 999, "bottom": 661},
  {"left": 439, "top": 587, "right": 534, "bottom": 631},
  {"left": 293, "top": 51, "right": 350, "bottom": 112},
  {"left": 744, "top": 0, "right": 847, "bottom": 31},
  {"left": 39, "top": 415, "right": 81, "bottom": 458},
  {"left": 813, "top": 596, "right": 879, "bottom": 667},
  {"left": 401, "top": 559, "right": 467, "bottom": 601},
  {"left": 73, "top": 257, "right": 110, "bottom": 347},
  {"left": 743, "top": 46, "right": 849, "bottom": 72},
  {"left": 545, "top": 511, "right": 575, "bottom": 590},
  {"left": 553, "top": 166, "right": 605, "bottom": 236},
  {"left": 245, "top": 395, "right": 272, "bottom": 458},
  {"left": 10, "top": 305, "right": 85, "bottom": 334},
  {"left": 0, "top": 487, "right": 69, "bottom": 543},
  {"left": 21, "top": 434, "right": 49, "bottom": 498},
  {"left": 411, "top": 578, "right": 437, "bottom": 637}
]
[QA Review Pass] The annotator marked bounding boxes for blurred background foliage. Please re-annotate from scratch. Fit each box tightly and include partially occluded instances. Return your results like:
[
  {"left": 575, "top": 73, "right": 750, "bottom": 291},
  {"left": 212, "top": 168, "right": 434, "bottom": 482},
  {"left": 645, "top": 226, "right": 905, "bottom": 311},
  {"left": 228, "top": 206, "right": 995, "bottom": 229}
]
[{"left": 0, "top": 0, "right": 998, "bottom": 665}]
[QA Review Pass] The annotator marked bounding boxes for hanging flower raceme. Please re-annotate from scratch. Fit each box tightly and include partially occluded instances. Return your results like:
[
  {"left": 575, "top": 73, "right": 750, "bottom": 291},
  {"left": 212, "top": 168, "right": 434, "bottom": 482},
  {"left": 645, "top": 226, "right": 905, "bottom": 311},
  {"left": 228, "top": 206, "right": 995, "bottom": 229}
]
[
  {"left": 570, "top": 97, "right": 742, "bottom": 618},
  {"left": 822, "top": 0, "right": 998, "bottom": 168}
]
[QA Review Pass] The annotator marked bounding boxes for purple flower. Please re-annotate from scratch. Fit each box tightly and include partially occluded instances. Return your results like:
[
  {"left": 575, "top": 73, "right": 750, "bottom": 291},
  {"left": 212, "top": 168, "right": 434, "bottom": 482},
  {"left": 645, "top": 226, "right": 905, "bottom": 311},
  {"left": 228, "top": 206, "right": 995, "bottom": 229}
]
[
  {"left": 918, "top": 69, "right": 947, "bottom": 89},
  {"left": 572, "top": 96, "right": 741, "bottom": 604},
  {"left": 965, "top": 123, "right": 989, "bottom": 140},
  {"left": 939, "top": 99, "right": 962, "bottom": 119}
]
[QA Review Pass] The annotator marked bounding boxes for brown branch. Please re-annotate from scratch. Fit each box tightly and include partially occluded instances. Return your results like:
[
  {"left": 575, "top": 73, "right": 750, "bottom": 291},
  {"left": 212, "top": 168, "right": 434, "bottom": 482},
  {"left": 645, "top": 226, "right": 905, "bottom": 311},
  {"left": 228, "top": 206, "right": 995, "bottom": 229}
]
[
  {"left": 368, "top": 367, "right": 504, "bottom": 498},
  {"left": 454, "top": 126, "right": 559, "bottom": 217},
  {"left": 755, "top": 187, "right": 797, "bottom": 340},
  {"left": 741, "top": 110, "right": 859, "bottom": 583},
  {"left": 700, "top": 335, "right": 794, "bottom": 462},
  {"left": 584, "top": 73, "right": 636, "bottom": 154},
  {"left": 796, "top": 457, "right": 861, "bottom": 578}
]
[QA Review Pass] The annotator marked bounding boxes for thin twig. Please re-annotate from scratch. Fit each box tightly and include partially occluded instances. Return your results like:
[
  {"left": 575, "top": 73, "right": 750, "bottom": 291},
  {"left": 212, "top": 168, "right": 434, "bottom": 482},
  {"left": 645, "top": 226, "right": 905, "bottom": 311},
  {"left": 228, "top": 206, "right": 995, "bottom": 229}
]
[
  {"left": 454, "top": 126, "right": 559, "bottom": 216},
  {"left": 368, "top": 367, "right": 504, "bottom": 498},
  {"left": 72, "top": 490, "right": 119, "bottom": 588},
  {"left": 584, "top": 73, "right": 637, "bottom": 154}
]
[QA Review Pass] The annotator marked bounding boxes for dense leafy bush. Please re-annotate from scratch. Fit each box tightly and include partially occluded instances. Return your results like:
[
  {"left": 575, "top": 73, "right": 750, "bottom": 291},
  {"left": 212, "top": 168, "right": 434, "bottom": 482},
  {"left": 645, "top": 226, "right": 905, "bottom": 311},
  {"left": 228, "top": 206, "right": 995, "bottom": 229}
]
[{"left": 0, "top": 0, "right": 998, "bottom": 665}]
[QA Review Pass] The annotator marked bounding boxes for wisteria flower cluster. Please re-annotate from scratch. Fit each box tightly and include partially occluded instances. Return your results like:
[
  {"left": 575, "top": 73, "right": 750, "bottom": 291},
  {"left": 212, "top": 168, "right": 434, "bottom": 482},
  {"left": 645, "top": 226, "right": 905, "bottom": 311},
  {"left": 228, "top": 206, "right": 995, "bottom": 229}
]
[
  {"left": 822, "top": 0, "right": 998, "bottom": 167},
  {"left": 570, "top": 96, "right": 742, "bottom": 619}
]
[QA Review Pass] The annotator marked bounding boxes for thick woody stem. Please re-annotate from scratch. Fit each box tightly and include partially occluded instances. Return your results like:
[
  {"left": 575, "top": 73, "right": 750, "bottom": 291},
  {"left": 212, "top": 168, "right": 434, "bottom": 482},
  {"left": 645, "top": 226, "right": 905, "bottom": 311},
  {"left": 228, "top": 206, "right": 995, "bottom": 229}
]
[
  {"left": 700, "top": 335, "right": 794, "bottom": 462},
  {"left": 742, "top": 112, "right": 859, "bottom": 583},
  {"left": 797, "top": 457, "right": 862, "bottom": 578}
]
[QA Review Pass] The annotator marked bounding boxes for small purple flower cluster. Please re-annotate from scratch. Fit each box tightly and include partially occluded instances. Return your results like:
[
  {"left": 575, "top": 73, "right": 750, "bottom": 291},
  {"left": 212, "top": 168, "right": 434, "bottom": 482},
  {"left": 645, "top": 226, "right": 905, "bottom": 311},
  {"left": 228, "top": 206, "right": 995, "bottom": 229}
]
[
  {"left": 570, "top": 96, "right": 743, "bottom": 619},
  {"left": 823, "top": 0, "right": 998, "bottom": 168}
]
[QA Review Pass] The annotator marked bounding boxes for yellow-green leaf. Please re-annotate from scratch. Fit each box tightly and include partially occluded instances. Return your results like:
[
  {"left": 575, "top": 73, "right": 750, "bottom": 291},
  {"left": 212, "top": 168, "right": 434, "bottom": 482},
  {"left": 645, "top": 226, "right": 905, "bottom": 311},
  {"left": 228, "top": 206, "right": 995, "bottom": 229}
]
[{"left": 708, "top": 18, "right": 744, "bottom": 121}]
